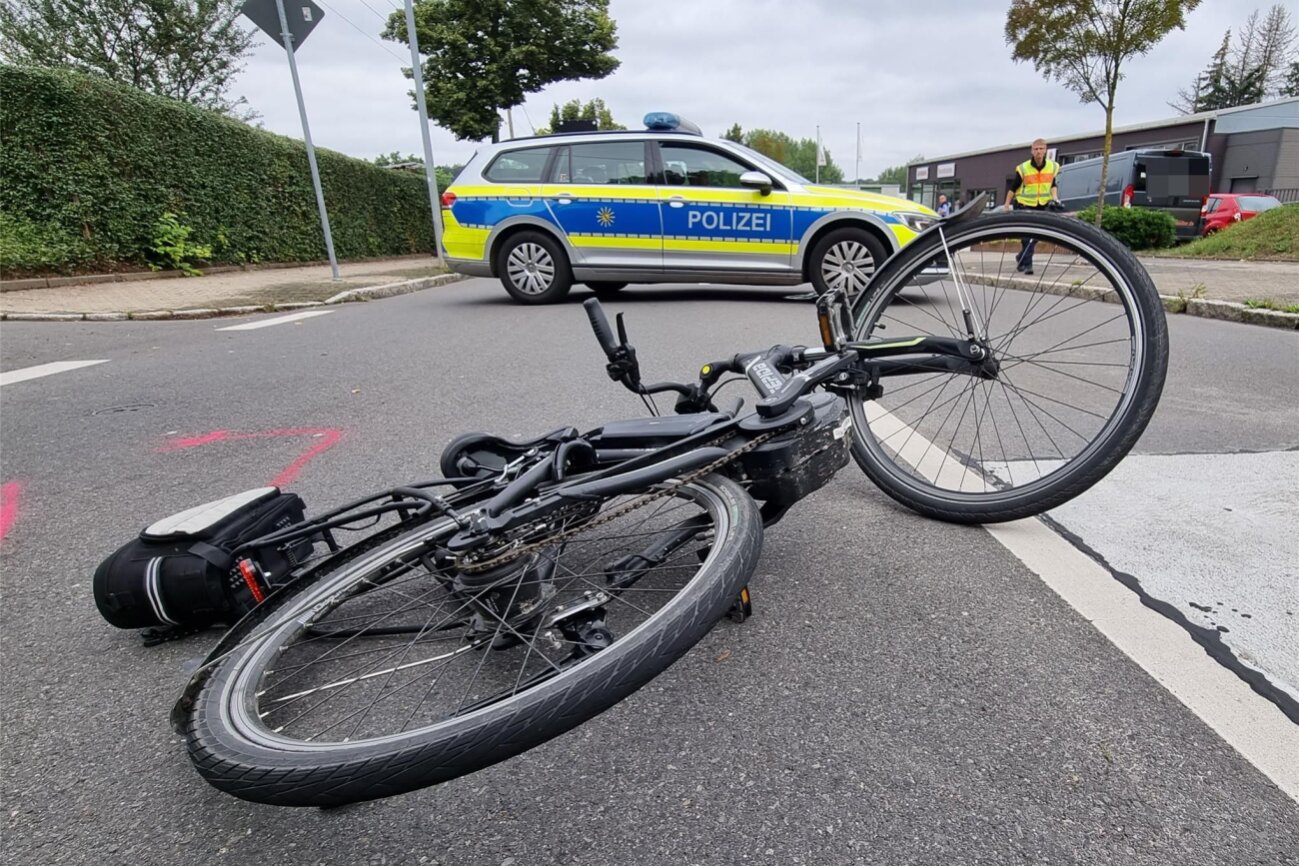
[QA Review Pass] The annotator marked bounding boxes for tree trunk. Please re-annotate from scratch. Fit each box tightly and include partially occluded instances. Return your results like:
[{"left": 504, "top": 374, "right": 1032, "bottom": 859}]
[{"left": 1095, "top": 100, "right": 1115, "bottom": 227}]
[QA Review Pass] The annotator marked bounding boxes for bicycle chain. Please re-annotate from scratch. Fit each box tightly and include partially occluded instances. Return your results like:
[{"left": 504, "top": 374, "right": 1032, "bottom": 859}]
[{"left": 456, "top": 428, "right": 782, "bottom": 574}]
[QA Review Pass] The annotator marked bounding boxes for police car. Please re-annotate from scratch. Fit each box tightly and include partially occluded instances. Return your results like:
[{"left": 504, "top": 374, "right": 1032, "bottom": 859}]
[{"left": 439, "top": 113, "right": 938, "bottom": 304}]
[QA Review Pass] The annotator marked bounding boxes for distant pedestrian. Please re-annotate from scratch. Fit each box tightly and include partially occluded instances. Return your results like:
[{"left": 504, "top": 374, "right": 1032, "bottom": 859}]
[
  {"left": 936, "top": 193, "right": 951, "bottom": 218},
  {"left": 1003, "top": 138, "right": 1060, "bottom": 274}
]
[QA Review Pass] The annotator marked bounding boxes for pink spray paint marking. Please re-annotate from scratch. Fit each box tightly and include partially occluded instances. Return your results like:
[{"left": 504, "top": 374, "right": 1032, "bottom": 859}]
[
  {"left": 0, "top": 481, "right": 23, "bottom": 544},
  {"left": 157, "top": 427, "right": 343, "bottom": 488}
]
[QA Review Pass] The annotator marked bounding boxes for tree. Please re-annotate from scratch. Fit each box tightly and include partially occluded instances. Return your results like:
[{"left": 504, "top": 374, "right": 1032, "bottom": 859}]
[
  {"left": 1282, "top": 59, "right": 1299, "bottom": 96},
  {"left": 721, "top": 123, "right": 744, "bottom": 143},
  {"left": 1171, "top": 30, "right": 1229, "bottom": 113},
  {"left": 873, "top": 161, "right": 917, "bottom": 185},
  {"left": 533, "top": 97, "right": 624, "bottom": 134},
  {"left": 1172, "top": 5, "right": 1297, "bottom": 111},
  {"left": 1255, "top": 4, "right": 1297, "bottom": 96},
  {"left": 383, "top": 0, "right": 619, "bottom": 143},
  {"left": 741, "top": 129, "right": 844, "bottom": 182},
  {"left": 1006, "top": 0, "right": 1202, "bottom": 224},
  {"left": 1194, "top": 28, "right": 1267, "bottom": 110},
  {"left": 0, "top": 0, "right": 257, "bottom": 116},
  {"left": 371, "top": 153, "right": 463, "bottom": 189},
  {"left": 372, "top": 151, "right": 424, "bottom": 167}
]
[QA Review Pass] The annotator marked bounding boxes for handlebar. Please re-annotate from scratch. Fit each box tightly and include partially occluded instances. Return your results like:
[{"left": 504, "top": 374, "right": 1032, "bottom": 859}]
[
  {"left": 583, "top": 298, "right": 619, "bottom": 361},
  {"left": 582, "top": 298, "right": 856, "bottom": 419}
]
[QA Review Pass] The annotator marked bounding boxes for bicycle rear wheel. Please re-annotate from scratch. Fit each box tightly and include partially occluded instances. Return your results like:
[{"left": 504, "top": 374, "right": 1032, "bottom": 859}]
[
  {"left": 185, "top": 473, "right": 761, "bottom": 806},
  {"left": 847, "top": 211, "right": 1168, "bottom": 523}
]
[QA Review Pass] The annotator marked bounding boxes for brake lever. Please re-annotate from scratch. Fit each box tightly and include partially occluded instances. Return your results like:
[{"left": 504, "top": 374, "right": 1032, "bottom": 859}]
[{"left": 605, "top": 314, "right": 642, "bottom": 392}]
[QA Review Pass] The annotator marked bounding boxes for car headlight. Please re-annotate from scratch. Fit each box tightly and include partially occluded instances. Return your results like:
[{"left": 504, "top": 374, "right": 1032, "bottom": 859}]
[{"left": 893, "top": 211, "right": 938, "bottom": 233}]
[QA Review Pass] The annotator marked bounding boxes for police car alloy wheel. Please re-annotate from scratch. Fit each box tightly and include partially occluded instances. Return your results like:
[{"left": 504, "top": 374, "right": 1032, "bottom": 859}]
[
  {"left": 507, "top": 243, "right": 554, "bottom": 294},
  {"left": 809, "top": 227, "right": 888, "bottom": 299},
  {"left": 497, "top": 231, "right": 573, "bottom": 304}
]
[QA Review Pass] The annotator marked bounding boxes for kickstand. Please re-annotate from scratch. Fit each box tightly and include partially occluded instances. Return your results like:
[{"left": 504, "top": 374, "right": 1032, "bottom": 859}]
[{"left": 726, "top": 585, "right": 753, "bottom": 623}]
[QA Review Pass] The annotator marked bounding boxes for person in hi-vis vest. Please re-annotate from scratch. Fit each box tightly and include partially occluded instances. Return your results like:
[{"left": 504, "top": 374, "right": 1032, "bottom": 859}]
[{"left": 1002, "top": 138, "right": 1060, "bottom": 274}]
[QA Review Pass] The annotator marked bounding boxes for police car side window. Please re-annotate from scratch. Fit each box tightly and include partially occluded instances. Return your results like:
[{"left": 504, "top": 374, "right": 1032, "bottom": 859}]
[
  {"left": 484, "top": 146, "right": 554, "bottom": 183},
  {"left": 658, "top": 145, "right": 749, "bottom": 188},
  {"left": 566, "top": 141, "right": 648, "bottom": 185}
]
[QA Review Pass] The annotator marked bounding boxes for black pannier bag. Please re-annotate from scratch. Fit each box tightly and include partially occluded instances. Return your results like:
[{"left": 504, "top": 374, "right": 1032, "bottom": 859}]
[{"left": 93, "top": 487, "right": 313, "bottom": 636}]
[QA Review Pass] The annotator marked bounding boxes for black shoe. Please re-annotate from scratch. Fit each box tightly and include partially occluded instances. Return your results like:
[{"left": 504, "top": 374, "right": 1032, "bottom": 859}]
[
  {"left": 1015, "top": 263, "right": 1027, "bottom": 273},
  {"left": 1023, "top": 268, "right": 1033, "bottom": 275}
]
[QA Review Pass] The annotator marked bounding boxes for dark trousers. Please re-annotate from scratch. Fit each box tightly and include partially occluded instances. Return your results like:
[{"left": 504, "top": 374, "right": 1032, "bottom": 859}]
[{"left": 1013, "top": 201, "right": 1047, "bottom": 271}]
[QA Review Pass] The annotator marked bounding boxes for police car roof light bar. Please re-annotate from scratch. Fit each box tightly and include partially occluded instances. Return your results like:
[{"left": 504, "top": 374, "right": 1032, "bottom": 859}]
[{"left": 643, "top": 112, "right": 702, "bottom": 136}]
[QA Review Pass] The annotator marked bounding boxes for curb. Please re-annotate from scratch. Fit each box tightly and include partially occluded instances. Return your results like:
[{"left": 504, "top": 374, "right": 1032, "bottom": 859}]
[
  {"left": 0, "top": 254, "right": 438, "bottom": 293},
  {"left": 965, "top": 273, "right": 1299, "bottom": 331},
  {"left": 0, "top": 273, "right": 468, "bottom": 323}
]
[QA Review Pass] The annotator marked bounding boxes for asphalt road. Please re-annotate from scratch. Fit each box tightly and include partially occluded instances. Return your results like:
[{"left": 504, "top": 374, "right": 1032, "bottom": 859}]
[{"left": 2, "top": 279, "right": 1296, "bottom": 866}]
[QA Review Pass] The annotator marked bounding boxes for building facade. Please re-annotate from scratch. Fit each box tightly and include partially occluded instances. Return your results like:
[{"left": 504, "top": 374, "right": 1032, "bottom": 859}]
[{"left": 906, "top": 98, "right": 1299, "bottom": 209}]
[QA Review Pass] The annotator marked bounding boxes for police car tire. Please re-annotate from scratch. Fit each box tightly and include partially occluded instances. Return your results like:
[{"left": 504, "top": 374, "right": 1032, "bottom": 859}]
[
  {"left": 496, "top": 231, "right": 573, "bottom": 304},
  {"left": 808, "top": 227, "right": 888, "bottom": 297},
  {"left": 586, "top": 281, "right": 627, "bottom": 298}
]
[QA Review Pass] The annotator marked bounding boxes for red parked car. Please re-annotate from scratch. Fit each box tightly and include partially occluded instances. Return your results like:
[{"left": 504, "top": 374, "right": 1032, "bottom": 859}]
[{"left": 1200, "top": 193, "right": 1283, "bottom": 236}]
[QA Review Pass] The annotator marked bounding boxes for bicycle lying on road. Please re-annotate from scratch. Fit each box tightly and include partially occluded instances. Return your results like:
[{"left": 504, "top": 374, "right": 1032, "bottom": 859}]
[{"left": 170, "top": 199, "right": 1169, "bottom": 806}]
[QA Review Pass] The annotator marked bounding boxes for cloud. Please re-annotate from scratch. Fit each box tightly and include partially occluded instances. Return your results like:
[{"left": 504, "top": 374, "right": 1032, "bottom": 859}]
[{"left": 230, "top": 0, "right": 1248, "bottom": 178}]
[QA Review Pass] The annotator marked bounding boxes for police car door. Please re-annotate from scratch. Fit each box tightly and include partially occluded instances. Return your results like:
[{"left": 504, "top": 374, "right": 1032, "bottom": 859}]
[
  {"left": 539, "top": 140, "right": 663, "bottom": 275},
  {"left": 655, "top": 142, "right": 794, "bottom": 275}
]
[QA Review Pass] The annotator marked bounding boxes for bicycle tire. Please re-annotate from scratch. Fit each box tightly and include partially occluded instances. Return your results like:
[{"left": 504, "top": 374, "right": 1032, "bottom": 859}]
[
  {"left": 185, "top": 473, "right": 762, "bottom": 806},
  {"left": 846, "top": 211, "right": 1168, "bottom": 523}
]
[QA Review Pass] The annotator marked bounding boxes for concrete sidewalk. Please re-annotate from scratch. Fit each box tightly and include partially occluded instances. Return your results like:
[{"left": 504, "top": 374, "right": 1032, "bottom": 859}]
[
  {"left": 0, "top": 256, "right": 463, "bottom": 319},
  {"left": 1136, "top": 255, "right": 1299, "bottom": 307}
]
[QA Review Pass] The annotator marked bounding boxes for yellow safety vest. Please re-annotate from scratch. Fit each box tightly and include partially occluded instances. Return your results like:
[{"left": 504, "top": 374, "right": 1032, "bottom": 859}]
[{"left": 1015, "top": 159, "right": 1059, "bottom": 206}]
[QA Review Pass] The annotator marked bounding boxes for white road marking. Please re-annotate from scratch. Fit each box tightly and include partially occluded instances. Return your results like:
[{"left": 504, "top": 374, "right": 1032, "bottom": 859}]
[
  {"left": 991, "top": 452, "right": 1299, "bottom": 703},
  {"left": 863, "top": 403, "right": 1299, "bottom": 800},
  {"left": 0, "top": 360, "right": 109, "bottom": 387},
  {"left": 987, "top": 518, "right": 1299, "bottom": 800},
  {"left": 215, "top": 310, "right": 333, "bottom": 331}
]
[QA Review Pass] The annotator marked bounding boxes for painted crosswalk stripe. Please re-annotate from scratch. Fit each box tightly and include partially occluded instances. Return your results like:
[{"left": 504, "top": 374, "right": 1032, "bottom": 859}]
[
  {"left": 216, "top": 310, "right": 333, "bottom": 331},
  {"left": 0, "top": 360, "right": 109, "bottom": 387}
]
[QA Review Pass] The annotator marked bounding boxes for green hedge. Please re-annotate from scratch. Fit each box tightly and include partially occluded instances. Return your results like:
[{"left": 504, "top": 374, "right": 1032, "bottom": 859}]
[
  {"left": 0, "top": 65, "right": 435, "bottom": 276},
  {"left": 1075, "top": 204, "right": 1177, "bottom": 250}
]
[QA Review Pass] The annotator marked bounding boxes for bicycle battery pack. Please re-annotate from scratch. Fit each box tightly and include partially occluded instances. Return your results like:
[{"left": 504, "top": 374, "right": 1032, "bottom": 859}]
[
  {"left": 736, "top": 393, "right": 851, "bottom": 503},
  {"left": 93, "top": 487, "right": 313, "bottom": 634}
]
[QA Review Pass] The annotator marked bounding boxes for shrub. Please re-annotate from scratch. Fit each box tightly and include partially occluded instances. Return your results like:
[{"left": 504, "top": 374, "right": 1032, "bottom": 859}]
[
  {"left": 0, "top": 211, "right": 97, "bottom": 273},
  {"left": 0, "top": 65, "right": 436, "bottom": 277},
  {"left": 1075, "top": 204, "right": 1176, "bottom": 250},
  {"left": 147, "top": 212, "right": 213, "bottom": 275}
]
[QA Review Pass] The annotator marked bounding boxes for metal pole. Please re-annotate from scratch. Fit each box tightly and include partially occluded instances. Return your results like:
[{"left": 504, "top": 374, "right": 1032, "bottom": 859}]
[
  {"left": 854, "top": 122, "right": 860, "bottom": 188},
  {"left": 275, "top": 0, "right": 339, "bottom": 280},
  {"left": 815, "top": 125, "right": 821, "bottom": 184},
  {"left": 403, "top": 0, "right": 445, "bottom": 254}
]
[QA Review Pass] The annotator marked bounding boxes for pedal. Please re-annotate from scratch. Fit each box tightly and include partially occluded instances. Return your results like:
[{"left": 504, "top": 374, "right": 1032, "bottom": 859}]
[{"left": 726, "top": 585, "right": 753, "bottom": 623}]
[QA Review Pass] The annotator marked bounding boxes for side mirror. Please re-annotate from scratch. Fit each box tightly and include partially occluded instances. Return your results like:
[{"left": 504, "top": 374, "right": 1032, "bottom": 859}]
[{"left": 739, "top": 171, "right": 773, "bottom": 196}]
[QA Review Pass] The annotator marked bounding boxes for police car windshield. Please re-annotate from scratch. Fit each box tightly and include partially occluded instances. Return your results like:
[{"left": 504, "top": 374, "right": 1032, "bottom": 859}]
[{"left": 730, "top": 143, "right": 812, "bottom": 185}]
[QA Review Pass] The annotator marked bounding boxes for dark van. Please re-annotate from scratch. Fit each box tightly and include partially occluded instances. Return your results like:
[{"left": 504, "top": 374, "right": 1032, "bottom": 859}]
[{"left": 1056, "top": 149, "right": 1211, "bottom": 240}]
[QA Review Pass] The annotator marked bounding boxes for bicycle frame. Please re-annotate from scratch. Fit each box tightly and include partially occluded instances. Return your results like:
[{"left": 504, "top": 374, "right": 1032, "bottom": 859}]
[{"left": 231, "top": 266, "right": 999, "bottom": 571}]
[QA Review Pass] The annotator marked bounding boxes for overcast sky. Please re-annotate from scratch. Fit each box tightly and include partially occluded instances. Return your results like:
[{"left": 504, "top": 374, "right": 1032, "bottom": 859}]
[{"left": 230, "top": 0, "right": 1259, "bottom": 178}]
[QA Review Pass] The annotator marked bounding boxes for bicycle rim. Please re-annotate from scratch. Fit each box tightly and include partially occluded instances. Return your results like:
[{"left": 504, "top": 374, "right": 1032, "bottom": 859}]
[
  {"left": 217, "top": 480, "right": 736, "bottom": 749},
  {"left": 848, "top": 217, "right": 1164, "bottom": 515}
]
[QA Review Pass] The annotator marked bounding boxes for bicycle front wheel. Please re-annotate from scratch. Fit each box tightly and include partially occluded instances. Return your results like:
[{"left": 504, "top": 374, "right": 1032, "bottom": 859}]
[
  {"left": 185, "top": 473, "right": 761, "bottom": 806},
  {"left": 847, "top": 211, "right": 1168, "bottom": 523}
]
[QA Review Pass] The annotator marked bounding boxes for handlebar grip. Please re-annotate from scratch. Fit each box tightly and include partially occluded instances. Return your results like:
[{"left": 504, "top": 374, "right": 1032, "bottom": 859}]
[{"left": 582, "top": 298, "right": 619, "bottom": 360}]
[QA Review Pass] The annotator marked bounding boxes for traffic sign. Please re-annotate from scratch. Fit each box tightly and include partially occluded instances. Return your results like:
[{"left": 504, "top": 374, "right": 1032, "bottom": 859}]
[{"left": 240, "top": 0, "right": 324, "bottom": 46}]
